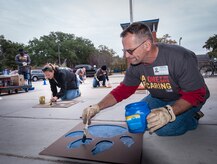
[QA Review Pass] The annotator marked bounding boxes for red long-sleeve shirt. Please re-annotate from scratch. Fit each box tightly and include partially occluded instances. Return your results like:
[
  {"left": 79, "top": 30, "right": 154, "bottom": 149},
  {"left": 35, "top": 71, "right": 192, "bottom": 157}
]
[{"left": 110, "top": 82, "right": 208, "bottom": 107}]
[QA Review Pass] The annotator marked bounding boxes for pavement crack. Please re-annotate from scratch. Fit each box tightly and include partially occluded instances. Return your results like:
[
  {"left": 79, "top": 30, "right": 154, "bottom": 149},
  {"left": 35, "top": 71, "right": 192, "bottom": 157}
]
[
  {"left": 0, "top": 115, "right": 125, "bottom": 123},
  {"left": 0, "top": 152, "right": 84, "bottom": 164}
]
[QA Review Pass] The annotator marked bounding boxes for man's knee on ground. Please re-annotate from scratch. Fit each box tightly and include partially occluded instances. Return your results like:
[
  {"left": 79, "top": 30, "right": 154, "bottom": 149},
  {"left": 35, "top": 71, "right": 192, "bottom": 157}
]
[
  {"left": 92, "top": 84, "right": 98, "bottom": 88},
  {"left": 154, "top": 126, "right": 188, "bottom": 136}
]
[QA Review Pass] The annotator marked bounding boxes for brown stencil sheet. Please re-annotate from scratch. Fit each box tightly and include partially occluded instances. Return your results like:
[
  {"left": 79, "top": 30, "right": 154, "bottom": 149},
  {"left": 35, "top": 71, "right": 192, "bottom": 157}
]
[
  {"left": 32, "top": 100, "right": 79, "bottom": 108},
  {"left": 39, "top": 122, "right": 143, "bottom": 164}
]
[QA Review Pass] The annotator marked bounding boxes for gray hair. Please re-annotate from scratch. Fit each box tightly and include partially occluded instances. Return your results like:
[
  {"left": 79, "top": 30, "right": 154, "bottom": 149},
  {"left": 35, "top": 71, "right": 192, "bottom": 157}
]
[{"left": 120, "top": 22, "right": 153, "bottom": 42}]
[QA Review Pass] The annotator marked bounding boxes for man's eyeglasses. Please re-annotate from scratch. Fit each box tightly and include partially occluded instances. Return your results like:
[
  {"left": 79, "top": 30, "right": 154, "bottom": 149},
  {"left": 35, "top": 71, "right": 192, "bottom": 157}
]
[{"left": 122, "top": 39, "right": 148, "bottom": 55}]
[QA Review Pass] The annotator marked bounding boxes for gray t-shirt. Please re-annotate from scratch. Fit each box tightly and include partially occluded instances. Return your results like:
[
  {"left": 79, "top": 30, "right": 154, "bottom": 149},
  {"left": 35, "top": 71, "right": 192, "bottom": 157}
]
[{"left": 123, "top": 43, "right": 206, "bottom": 101}]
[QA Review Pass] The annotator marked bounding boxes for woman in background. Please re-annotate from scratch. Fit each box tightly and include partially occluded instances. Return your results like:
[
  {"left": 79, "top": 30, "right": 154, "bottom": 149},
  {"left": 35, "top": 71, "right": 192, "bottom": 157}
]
[{"left": 42, "top": 63, "right": 80, "bottom": 102}]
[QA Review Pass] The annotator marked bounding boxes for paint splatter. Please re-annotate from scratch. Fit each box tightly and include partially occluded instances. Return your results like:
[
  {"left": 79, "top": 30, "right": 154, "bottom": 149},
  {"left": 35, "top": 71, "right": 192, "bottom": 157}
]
[
  {"left": 120, "top": 136, "right": 135, "bottom": 147},
  {"left": 88, "top": 125, "right": 127, "bottom": 138},
  {"left": 92, "top": 140, "right": 113, "bottom": 155}
]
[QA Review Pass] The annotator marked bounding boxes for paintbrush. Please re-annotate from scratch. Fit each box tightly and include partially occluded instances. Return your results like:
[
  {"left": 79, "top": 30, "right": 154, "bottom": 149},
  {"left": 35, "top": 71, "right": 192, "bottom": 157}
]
[
  {"left": 49, "top": 94, "right": 53, "bottom": 106},
  {"left": 49, "top": 98, "right": 53, "bottom": 106},
  {"left": 82, "top": 120, "right": 88, "bottom": 143}
]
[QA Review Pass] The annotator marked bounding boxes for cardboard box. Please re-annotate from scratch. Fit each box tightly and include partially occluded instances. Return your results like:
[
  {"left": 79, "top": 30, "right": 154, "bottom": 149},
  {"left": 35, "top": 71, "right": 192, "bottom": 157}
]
[
  {"left": 10, "top": 74, "right": 25, "bottom": 86},
  {"left": 0, "top": 75, "right": 12, "bottom": 87}
]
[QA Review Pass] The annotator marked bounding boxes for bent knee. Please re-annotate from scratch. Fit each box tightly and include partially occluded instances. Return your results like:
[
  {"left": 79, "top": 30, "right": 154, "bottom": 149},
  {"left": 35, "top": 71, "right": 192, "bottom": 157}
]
[{"left": 155, "top": 127, "right": 188, "bottom": 136}]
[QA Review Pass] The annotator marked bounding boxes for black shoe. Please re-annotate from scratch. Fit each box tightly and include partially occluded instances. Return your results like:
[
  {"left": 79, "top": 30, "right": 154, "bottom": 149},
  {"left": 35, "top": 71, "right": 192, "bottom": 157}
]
[{"left": 194, "top": 111, "right": 204, "bottom": 120}]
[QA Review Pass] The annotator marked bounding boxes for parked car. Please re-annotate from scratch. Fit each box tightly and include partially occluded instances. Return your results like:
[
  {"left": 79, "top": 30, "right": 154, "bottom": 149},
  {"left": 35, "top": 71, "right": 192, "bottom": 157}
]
[
  {"left": 9, "top": 69, "right": 45, "bottom": 82},
  {"left": 59, "top": 67, "right": 74, "bottom": 73},
  {"left": 31, "top": 69, "right": 45, "bottom": 81},
  {"left": 73, "top": 64, "right": 96, "bottom": 77}
]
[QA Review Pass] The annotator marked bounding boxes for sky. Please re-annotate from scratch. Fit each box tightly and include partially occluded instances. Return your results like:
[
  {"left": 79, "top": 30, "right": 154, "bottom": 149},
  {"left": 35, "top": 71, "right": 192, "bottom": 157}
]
[{"left": 0, "top": 0, "right": 217, "bottom": 56}]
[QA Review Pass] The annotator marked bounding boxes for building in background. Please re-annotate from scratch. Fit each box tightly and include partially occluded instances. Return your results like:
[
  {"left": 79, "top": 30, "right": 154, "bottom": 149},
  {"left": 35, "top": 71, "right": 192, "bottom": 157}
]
[{"left": 120, "top": 18, "right": 159, "bottom": 42}]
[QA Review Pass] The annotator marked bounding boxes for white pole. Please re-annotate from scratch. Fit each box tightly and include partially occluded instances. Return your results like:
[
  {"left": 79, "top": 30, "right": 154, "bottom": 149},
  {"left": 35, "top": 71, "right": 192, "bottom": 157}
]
[
  {"left": 58, "top": 44, "right": 61, "bottom": 65},
  {"left": 179, "top": 37, "right": 182, "bottom": 45},
  {"left": 129, "top": 0, "right": 133, "bottom": 23}
]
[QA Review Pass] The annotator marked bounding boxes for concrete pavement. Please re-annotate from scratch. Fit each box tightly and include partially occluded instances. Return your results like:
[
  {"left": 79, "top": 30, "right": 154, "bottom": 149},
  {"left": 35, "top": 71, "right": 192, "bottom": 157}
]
[{"left": 0, "top": 74, "right": 216, "bottom": 164}]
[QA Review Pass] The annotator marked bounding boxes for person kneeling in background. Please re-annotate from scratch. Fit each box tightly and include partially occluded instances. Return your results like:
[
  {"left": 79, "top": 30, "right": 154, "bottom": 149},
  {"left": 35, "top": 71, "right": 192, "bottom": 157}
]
[
  {"left": 76, "top": 67, "right": 86, "bottom": 84},
  {"left": 42, "top": 63, "right": 80, "bottom": 102},
  {"left": 93, "top": 65, "right": 110, "bottom": 88}
]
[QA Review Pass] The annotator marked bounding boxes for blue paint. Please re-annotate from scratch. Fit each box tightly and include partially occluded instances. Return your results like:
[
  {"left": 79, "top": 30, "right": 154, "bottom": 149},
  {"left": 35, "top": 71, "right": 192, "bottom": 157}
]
[
  {"left": 120, "top": 136, "right": 135, "bottom": 147},
  {"left": 88, "top": 125, "right": 127, "bottom": 138},
  {"left": 125, "top": 101, "right": 150, "bottom": 133},
  {"left": 65, "top": 125, "right": 134, "bottom": 155},
  {"left": 68, "top": 138, "right": 93, "bottom": 149},
  {"left": 92, "top": 140, "right": 113, "bottom": 155},
  {"left": 65, "top": 131, "right": 83, "bottom": 138}
]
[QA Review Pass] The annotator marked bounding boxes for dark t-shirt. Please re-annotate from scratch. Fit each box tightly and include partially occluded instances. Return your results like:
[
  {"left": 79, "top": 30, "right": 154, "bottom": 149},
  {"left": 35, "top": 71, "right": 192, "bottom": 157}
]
[{"left": 123, "top": 43, "right": 206, "bottom": 101}]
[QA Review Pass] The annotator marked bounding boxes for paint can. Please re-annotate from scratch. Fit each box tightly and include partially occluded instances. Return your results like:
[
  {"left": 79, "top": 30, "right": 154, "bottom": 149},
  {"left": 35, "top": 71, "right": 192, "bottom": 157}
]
[
  {"left": 39, "top": 96, "right": 45, "bottom": 104},
  {"left": 125, "top": 101, "right": 150, "bottom": 133}
]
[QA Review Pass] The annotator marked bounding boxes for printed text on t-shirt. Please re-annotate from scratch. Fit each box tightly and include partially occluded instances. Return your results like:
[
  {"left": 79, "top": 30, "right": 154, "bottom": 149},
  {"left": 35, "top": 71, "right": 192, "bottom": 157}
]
[{"left": 140, "top": 75, "right": 172, "bottom": 90}]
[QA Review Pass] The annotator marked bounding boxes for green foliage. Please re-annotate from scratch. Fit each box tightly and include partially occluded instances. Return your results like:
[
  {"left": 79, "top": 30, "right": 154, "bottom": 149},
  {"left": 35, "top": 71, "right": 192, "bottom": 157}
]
[
  {"left": 157, "top": 34, "right": 177, "bottom": 44},
  {"left": 111, "top": 55, "right": 127, "bottom": 73},
  {"left": 27, "top": 32, "right": 97, "bottom": 67},
  {"left": 0, "top": 35, "right": 24, "bottom": 71},
  {"left": 203, "top": 34, "right": 217, "bottom": 58},
  {"left": 0, "top": 32, "right": 127, "bottom": 72}
]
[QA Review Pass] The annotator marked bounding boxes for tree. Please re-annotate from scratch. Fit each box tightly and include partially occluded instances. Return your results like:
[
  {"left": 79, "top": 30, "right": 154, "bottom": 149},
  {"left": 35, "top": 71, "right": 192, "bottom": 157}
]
[
  {"left": 0, "top": 35, "right": 24, "bottom": 71},
  {"left": 111, "top": 55, "right": 127, "bottom": 73},
  {"left": 157, "top": 34, "right": 177, "bottom": 44},
  {"left": 27, "top": 32, "right": 97, "bottom": 67},
  {"left": 203, "top": 34, "right": 217, "bottom": 58},
  {"left": 97, "top": 45, "right": 114, "bottom": 68},
  {"left": 88, "top": 45, "right": 116, "bottom": 69},
  {"left": 1, "top": 32, "right": 118, "bottom": 71}
]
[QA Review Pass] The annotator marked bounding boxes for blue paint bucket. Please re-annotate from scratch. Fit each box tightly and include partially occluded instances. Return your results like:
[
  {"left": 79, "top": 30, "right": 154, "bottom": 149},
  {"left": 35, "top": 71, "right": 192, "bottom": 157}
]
[{"left": 125, "top": 101, "right": 150, "bottom": 133}]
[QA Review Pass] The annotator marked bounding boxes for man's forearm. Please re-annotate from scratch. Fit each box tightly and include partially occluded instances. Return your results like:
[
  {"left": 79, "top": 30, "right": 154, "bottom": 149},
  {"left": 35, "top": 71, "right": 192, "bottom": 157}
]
[
  {"left": 98, "top": 93, "right": 117, "bottom": 110},
  {"left": 172, "top": 98, "right": 192, "bottom": 115}
]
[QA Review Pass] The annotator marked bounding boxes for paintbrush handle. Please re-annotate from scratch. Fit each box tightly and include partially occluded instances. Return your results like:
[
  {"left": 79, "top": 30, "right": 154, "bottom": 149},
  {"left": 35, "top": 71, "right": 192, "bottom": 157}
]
[
  {"left": 84, "top": 119, "right": 89, "bottom": 130},
  {"left": 83, "top": 120, "right": 89, "bottom": 137}
]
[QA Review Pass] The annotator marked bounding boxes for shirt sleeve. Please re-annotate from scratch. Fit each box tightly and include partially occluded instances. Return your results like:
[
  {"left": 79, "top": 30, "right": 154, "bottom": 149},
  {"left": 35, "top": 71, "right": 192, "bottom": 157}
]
[
  {"left": 173, "top": 51, "right": 205, "bottom": 91},
  {"left": 49, "top": 80, "right": 57, "bottom": 97},
  {"left": 106, "top": 71, "right": 109, "bottom": 81},
  {"left": 15, "top": 55, "right": 23, "bottom": 65},
  {"left": 110, "top": 82, "right": 138, "bottom": 102},
  {"left": 56, "top": 72, "right": 67, "bottom": 98},
  {"left": 179, "top": 85, "right": 209, "bottom": 106},
  {"left": 27, "top": 54, "right": 31, "bottom": 65}
]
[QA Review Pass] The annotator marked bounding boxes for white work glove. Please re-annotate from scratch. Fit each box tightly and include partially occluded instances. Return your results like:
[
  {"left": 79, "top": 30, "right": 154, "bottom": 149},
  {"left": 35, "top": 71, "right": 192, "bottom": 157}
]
[
  {"left": 82, "top": 104, "right": 100, "bottom": 125},
  {"left": 147, "top": 105, "right": 176, "bottom": 134},
  {"left": 22, "top": 62, "right": 27, "bottom": 66}
]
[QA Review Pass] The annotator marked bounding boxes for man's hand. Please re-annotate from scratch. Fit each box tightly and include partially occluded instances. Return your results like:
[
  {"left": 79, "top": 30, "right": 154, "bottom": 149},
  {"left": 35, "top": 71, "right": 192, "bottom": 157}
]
[
  {"left": 82, "top": 104, "right": 100, "bottom": 125},
  {"left": 107, "top": 81, "right": 111, "bottom": 87},
  {"left": 50, "top": 96, "right": 58, "bottom": 102},
  {"left": 147, "top": 105, "right": 176, "bottom": 133}
]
